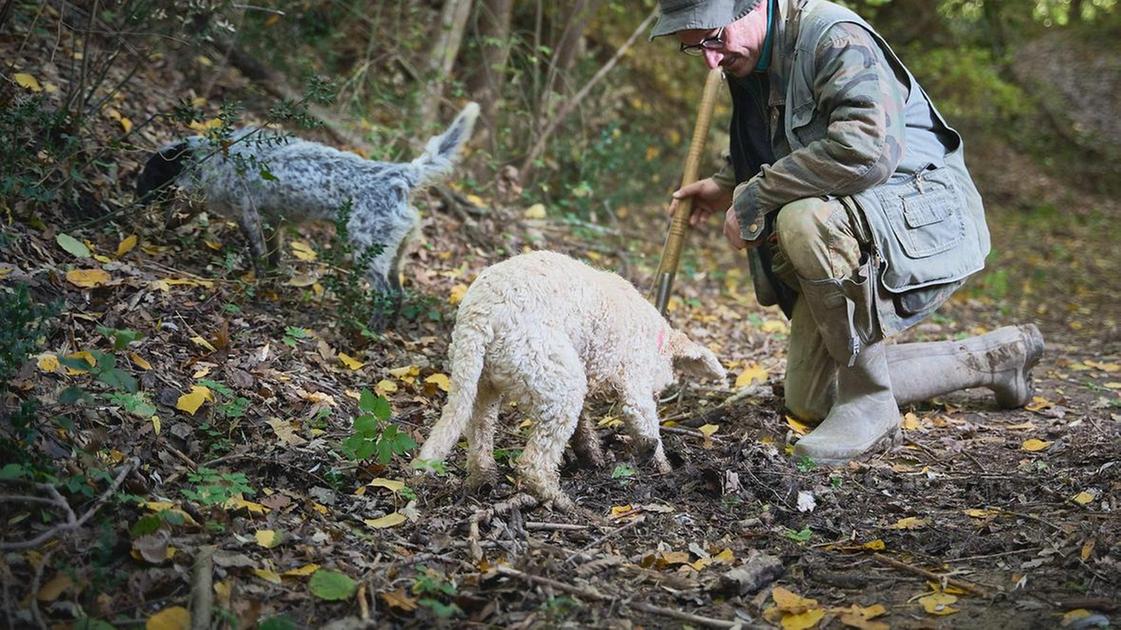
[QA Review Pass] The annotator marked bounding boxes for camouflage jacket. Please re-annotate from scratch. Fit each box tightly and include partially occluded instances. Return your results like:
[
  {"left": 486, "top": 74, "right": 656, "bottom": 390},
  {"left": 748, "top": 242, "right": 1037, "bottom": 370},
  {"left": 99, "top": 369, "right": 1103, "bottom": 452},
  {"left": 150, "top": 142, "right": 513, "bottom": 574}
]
[{"left": 718, "top": 0, "right": 991, "bottom": 333}]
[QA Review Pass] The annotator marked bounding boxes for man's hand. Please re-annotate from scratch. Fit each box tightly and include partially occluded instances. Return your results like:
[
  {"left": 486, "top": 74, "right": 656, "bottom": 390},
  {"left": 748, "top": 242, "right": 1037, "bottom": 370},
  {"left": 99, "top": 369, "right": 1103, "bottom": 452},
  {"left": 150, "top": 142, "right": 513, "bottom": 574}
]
[
  {"left": 669, "top": 178, "right": 733, "bottom": 227},
  {"left": 723, "top": 207, "right": 764, "bottom": 251}
]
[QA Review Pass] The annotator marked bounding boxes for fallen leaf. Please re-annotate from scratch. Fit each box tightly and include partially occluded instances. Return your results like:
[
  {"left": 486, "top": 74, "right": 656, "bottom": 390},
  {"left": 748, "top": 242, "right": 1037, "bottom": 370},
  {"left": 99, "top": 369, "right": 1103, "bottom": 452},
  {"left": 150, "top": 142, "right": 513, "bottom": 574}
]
[
  {"left": 282, "top": 563, "right": 320, "bottom": 577},
  {"left": 364, "top": 513, "right": 406, "bottom": 528},
  {"left": 901, "top": 412, "right": 922, "bottom": 430},
  {"left": 14, "top": 72, "right": 43, "bottom": 92},
  {"left": 1071, "top": 491, "right": 1095, "bottom": 505},
  {"left": 66, "top": 268, "right": 111, "bottom": 288},
  {"left": 761, "top": 319, "right": 788, "bottom": 334},
  {"left": 190, "top": 336, "right": 216, "bottom": 352},
  {"left": 252, "top": 568, "right": 283, "bottom": 584},
  {"left": 837, "top": 603, "right": 889, "bottom": 630},
  {"left": 116, "top": 234, "right": 139, "bottom": 257},
  {"left": 425, "top": 373, "right": 451, "bottom": 392},
  {"left": 1004, "top": 421, "right": 1036, "bottom": 431},
  {"left": 289, "top": 240, "right": 317, "bottom": 261},
  {"left": 37, "top": 572, "right": 73, "bottom": 601},
  {"left": 862, "top": 539, "right": 886, "bottom": 551},
  {"left": 255, "top": 529, "right": 282, "bottom": 548},
  {"left": 57, "top": 233, "right": 91, "bottom": 258},
  {"left": 375, "top": 379, "right": 398, "bottom": 396},
  {"left": 1062, "top": 609, "right": 1093, "bottom": 627},
  {"left": 919, "top": 592, "right": 959, "bottom": 616},
  {"left": 449, "top": 283, "right": 468, "bottom": 305},
  {"left": 368, "top": 478, "right": 405, "bottom": 492},
  {"left": 381, "top": 589, "right": 419, "bottom": 611},
  {"left": 338, "top": 352, "right": 365, "bottom": 370},
  {"left": 224, "top": 496, "right": 269, "bottom": 515},
  {"left": 146, "top": 606, "right": 190, "bottom": 630},
  {"left": 176, "top": 385, "right": 213, "bottom": 415},
  {"left": 389, "top": 365, "right": 420, "bottom": 383},
  {"left": 964, "top": 508, "right": 1000, "bottom": 519},
  {"left": 1083, "top": 360, "right": 1120, "bottom": 373},
  {"left": 786, "top": 416, "right": 810, "bottom": 436},
  {"left": 735, "top": 362, "right": 768, "bottom": 388},
  {"left": 524, "top": 203, "right": 546, "bottom": 219},
  {"left": 1021, "top": 438, "right": 1052, "bottom": 452},
  {"left": 772, "top": 586, "right": 819, "bottom": 613},
  {"left": 129, "top": 352, "right": 152, "bottom": 370},
  {"left": 781, "top": 608, "right": 825, "bottom": 630},
  {"left": 888, "top": 516, "right": 928, "bottom": 530},
  {"left": 1081, "top": 539, "right": 1095, "bottom": 561},
  {"left": 267, "top": 418, "right": 308, "bottom": 446},
  {"left": 1025, "top": 396, "right": 1053, "bottom": 412},
  {"left": 609, "top": 504, "right": 640, "bottom": 520},
  {"left": 309, "top": 569, "right": 356, "bottom": 601},
  {"left": 698, "top": 424, "right": 720, "bottom": 437},
  {"left": 37, "top": 354, "right": 60, "bottom": 373}
]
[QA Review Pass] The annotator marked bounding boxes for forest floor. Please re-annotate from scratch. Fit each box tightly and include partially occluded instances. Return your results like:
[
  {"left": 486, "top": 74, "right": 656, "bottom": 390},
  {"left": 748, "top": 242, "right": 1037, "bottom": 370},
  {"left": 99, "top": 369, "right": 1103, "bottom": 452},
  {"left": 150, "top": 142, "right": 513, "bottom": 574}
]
[{"left": 2, "top": 16, "right": 1119, "bottom": 630}]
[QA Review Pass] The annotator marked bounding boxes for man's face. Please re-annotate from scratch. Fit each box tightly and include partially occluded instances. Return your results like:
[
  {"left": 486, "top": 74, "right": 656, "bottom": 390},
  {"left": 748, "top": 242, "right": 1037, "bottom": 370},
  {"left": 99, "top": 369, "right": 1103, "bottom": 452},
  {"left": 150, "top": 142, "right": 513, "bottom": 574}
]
[{"left": 676, "top": 3, "right": 769, "bottom": 77}]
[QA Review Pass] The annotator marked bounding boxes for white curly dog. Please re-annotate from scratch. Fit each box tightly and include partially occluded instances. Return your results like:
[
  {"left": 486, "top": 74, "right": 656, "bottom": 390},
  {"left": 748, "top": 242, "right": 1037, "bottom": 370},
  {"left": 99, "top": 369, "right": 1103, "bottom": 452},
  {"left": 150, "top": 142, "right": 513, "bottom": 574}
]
[{"left": 416, "top": 251, "right": 726, "bottom": 510}]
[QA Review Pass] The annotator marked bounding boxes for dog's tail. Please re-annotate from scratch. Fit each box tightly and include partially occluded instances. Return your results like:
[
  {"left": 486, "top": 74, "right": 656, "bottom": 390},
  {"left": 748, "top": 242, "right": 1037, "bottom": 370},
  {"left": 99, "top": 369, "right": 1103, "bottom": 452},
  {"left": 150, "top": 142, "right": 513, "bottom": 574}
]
[
  {"left": 410, "top": 102, "right": 479, "bottom": 187},
  {"left": 415, "top": 318, "right": 491, "bottom": 464},
  {"left": 135, "top": 139, "right": 198, "bottom": 204}
]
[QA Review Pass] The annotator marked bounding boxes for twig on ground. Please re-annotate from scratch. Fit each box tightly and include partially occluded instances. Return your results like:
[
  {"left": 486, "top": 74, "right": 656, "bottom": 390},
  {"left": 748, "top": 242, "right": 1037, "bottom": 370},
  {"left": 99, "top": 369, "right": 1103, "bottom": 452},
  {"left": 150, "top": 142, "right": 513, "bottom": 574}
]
[
  {"left": 28, "top": 549, "right": 53, "bottom": 630},
  {"left": 0, "top": 458, "right": 137, "bottom": 551},
  {"left": 189, "top": 545, "right": 215, "bottom": 630},
  {"left": 525, "top": 522, "right": 589, "bottom": 532},
  {"left": 468, "top": 493, "right": 539, "bottom": 561},
  {"left": 661, "top": 425, "right": 728, "bottom": 443},
  {"left": 872, "top": 553, "right": 990, "bottom": 597},
  {"left": 494, "top": 565, "right": 748, "bottom": 629},
  {"left": 565, "top": 515, "right": 645, "bottom": 564}
]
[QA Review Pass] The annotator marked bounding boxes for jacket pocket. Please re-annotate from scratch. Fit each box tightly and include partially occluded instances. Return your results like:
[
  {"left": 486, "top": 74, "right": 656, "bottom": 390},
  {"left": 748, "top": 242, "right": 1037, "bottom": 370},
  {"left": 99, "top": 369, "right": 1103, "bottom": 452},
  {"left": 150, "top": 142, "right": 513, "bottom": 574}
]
[{"left": 874, "top": 164, "right": 965, "bottom": 259}]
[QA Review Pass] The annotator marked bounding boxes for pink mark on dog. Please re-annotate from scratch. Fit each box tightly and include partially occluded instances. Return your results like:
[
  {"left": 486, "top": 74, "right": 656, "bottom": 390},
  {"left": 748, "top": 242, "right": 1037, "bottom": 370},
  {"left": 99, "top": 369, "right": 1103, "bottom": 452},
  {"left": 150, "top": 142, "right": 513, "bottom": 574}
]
[{"left": 656, "top": 327, "right": 667, "bottom": 354}]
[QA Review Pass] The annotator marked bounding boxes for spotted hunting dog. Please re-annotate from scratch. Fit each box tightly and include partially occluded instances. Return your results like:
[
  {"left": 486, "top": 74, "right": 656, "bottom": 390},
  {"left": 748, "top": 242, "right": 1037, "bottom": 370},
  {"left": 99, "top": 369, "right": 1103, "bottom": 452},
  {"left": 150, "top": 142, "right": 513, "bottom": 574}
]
[
  {"left": 416, "top": 251, "right": 727, "bottom": 511},
  {"left": 136, "top": 103, "right": 479, "bottom": 327}
]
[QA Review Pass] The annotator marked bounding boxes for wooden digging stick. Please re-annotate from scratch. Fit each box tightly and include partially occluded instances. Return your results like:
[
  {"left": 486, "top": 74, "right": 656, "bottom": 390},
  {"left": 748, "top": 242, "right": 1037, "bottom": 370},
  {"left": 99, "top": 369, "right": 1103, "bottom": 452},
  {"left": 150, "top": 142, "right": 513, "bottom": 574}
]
[{"left": 652, "top": 67, "right": 724, "bottom": 315}]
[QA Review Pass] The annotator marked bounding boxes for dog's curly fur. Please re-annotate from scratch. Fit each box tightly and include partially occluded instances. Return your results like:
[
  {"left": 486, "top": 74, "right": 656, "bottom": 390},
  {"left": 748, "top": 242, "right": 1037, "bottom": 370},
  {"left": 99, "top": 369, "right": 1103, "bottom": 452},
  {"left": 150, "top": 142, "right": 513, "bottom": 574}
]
[
  {"left": 137, "top": 103, "right": 478, "bottom": 327},
  {"left": 416, "top": 251, "right": 727, "bottom": 511}
]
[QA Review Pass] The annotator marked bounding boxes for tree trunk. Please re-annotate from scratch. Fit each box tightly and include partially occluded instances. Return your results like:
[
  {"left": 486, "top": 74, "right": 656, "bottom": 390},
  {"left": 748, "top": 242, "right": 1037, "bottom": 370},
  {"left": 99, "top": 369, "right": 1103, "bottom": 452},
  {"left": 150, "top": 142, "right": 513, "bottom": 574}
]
[
  {"left": 543, "top": 0, "right": 600, "bottom": 98},
  {"left": 1069, "top": 0, "right": 1084, "bottom": 23},
  {"left": 465, "top": 0, "right": 514, "bottom": 145},
  {"left": 419, "top": 0, "right": 474, "bottom": 136}
]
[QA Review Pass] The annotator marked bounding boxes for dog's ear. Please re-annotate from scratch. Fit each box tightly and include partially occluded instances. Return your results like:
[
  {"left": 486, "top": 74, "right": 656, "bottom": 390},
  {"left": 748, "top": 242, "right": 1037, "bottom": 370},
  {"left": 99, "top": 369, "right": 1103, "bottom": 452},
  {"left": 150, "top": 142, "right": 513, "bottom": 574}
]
[{"left": 668, "top": 330, "right": 726, "bottom": 381}]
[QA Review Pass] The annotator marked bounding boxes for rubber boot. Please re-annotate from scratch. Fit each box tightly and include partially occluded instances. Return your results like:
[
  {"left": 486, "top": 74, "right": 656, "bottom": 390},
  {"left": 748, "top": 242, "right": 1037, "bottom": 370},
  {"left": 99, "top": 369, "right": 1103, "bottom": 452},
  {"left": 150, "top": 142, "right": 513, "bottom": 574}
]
[
  {"left": 890, "top": 324, "right": 1045, "bottom": 408},
  {"left": 792, "top": 273, "right": 901, "bottom": 465}
]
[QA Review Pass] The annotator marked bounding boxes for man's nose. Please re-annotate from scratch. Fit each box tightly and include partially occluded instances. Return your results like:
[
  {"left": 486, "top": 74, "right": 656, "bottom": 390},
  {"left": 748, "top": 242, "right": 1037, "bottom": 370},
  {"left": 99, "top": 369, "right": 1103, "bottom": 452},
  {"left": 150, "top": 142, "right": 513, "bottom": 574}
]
[{"left": 703, "top": 49, "right": 724, "bottom": 69}]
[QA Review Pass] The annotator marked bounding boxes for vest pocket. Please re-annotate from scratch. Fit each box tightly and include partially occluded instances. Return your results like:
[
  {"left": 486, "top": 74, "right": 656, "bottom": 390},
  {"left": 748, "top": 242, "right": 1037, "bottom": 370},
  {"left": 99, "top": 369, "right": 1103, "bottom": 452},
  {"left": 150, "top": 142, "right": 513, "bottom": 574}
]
[{"left": 875, "top": 165, "right": 965, "bottom": 259}]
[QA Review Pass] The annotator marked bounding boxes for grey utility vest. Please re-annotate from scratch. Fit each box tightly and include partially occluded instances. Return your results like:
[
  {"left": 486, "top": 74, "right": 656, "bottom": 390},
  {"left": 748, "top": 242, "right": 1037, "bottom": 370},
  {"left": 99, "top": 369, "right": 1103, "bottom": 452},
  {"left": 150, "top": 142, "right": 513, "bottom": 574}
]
[{"left": 779, "top": 0, "right": 991, "bottom": 335}]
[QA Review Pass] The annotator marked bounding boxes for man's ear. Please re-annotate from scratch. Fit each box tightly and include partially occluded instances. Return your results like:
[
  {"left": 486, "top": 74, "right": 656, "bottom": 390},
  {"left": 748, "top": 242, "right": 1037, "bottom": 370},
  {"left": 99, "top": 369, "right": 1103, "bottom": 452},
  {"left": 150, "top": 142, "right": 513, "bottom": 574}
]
[{"left": 668, "top": 330, "right": 727, "bottom": 381}]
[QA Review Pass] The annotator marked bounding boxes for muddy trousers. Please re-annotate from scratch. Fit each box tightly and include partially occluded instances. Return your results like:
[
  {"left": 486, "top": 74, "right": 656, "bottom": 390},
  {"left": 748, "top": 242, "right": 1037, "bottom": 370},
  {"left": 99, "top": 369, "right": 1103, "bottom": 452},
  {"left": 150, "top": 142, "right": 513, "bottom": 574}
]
[{"left": 770, "top": 197, "right": 1042, "bottom": 425}]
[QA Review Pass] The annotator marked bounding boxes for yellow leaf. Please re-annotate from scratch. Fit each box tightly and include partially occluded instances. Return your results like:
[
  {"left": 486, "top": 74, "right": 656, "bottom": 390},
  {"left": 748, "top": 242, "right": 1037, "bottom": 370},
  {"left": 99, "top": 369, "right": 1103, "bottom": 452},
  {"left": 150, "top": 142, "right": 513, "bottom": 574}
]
[
  {"left": 152, "top": 415, "right": 161, "bottom": 435},
  {"left": 735, "top": 362, "right": 768, "bottom": 388},
  {"left": 252, "top": 568, "right": 282, "bottom": 584},
  {"left": 116, "top": 234, "right": 138, "bottom": 257},
  {"left": 425, "top": 373, "right": 451, "bottom": 392},
  {"left": 37, "top": 354, "right": 60, "bottom": 373},
  {"left": 598, "top": 415, "right": 623, "bottom": 429},
  {"left": 772, "top": 586, "right": 819, "bottom": 613},
  {"left": 146, "top": 606, "right": 190, "bottom": 630},
  {"left": 65, "top": 351, "right": 97, "bottom": 374},
  {"left": 465, "top": 193, "right": 486, "bottom": 207},
  {"left": 93, "top": 254, "right": 112, "bottom": 264},
  {"left": 1005, "top": 421, "right": 1036, "bottom": 430},
  {"left": 255, "top": 529, "right": 282, "bottom": 548},
  {"left": 190, "top": 336, "right": 216, "bottom": 352},
  {"left": 862, "top": 539, "right": 886, "bottom": 551},
  {"left": 448, "top": 283, "right": 468, "bottom": 305},
  {"left": 364, "top": 513, "right": 406, "bottom": 528},
  {"left": 224, "top": 496, "right": 269, "bottom": 515},
  {"left": 282, "top": 563, "right": 320, "bottom": 577},
  {"left": 338, "top": 352, "right": 365, "bottom": 370},
  {"left": 698, "top": 424, "right": 720, "bottom": 437},
  {"left": 375, "top": 379, "right": 398, "bottom": 396},
  {"left": 901, "top": 412, "right": 922, "bottom": 430},
  {"left": 14, "top": 73, "right": 43, "bottom": 92},
  {"left": 888, "top": 516, "right": 928, "bottom": 530},
  {"left": 919, "top": 592, "right": 959, "bottom": 616},
  {"left": 188, "top": 118, "right": 222, "bottom": 132},
  {"left": 118, "top": 116, "right": 133, "bottom": 133},
  {"left": 1063, "top": 609, "right": 1093, "bottom": 627},
  {"left": 786, "top": 416, "right": 810, "bottom": 436},
  {"left": 381, "top": 588, "right": 419, "bottom": 611},
  {"left": 368, "top": 478, "right": 405, "bottom": 492},
  {"left": 761, "top": 319, "right": 789, "bottom": 334},
  {"left": 712, "top": 548, "right": 735, "bottom": 564},
  {"left": 781, "top": 608, "right": 825, "bottom": 630},
  {"left": 311, "top": 502, "right": 329, "bottom": 515},
  {"left": 1072, "top": 491, "right": 1095, "bottom": 505},
  {"left": 66, "top": 268, "right": 111, "bottom": 288},
  {"left": 1021, "top": 438, "right": 1052, "bottom": 452},
  {"left": 37, "top": 572, "right": 73, "bottom": 601},
  {"left": 524, "top": 203, "right": 546, "bottom": 219},
  {"left": 1025, "top": 397, "right": 1053, "bottom": 412},
  {"left": 176, "top": 385, "right": 212, "bottom": 415},
  {"left": 192, "top": 366, "right": 211, "bottom": 378},
  {"left": 609, "top": 504, "right": 639, "bottom": 519},
  {"left": 1083, "top": 360, "right": 1120, "bottom": 373},
  {"left": 389, "top": 364, "right": 420, "bottom": 384},
  {"left": 267, "top": 418, "right": 307, "bottom": 446},
  {"left": 837, "top": 604, "right": 889, "bottom": 630},
  {"left": 1081, "top": 539, "right": 1095, "bottom": 561},
  {"left": 1104, "top": 382, "right": 1121, "bottom": 389},
  {"left": 964, "top": 508, "right": 1000, "bottom": 518},
  {"left": 129, "top": 352, "right": 152, "bottom": 370},
  {"left": 289, "top": 240, "right": 317, "bottom": 261}
]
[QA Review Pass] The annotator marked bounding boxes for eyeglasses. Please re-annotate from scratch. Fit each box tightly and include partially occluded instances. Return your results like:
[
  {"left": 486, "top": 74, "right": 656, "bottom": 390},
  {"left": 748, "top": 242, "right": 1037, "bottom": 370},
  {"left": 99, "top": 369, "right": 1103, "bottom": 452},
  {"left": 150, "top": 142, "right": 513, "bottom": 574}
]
[{"left": 679, "top": 27, "right": 725, "bottom": 56}]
